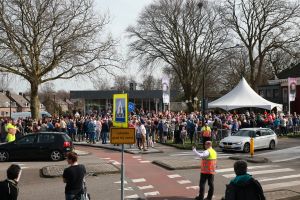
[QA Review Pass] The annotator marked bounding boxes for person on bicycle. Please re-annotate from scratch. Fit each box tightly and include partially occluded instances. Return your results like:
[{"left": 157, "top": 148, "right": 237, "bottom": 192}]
[{"left": 63, "top": 152, "right": 86, "bottom": 200}]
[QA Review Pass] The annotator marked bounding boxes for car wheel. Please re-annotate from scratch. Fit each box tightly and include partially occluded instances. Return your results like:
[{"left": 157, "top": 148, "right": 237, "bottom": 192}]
[
  {"left": 269, "top": 140, "right": 276, "bottom": 150},
  {"left": 50, "top": 150, "right": 62, "bottom": 161},
  {"left": 243, "top": 143, "right": 250, "bottom": 153},
  {"left": 0, "top": 151, "right": 9, "bottom": 162}
]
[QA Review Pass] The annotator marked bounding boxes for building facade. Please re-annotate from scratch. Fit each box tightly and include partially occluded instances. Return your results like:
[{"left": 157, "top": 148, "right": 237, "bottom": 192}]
[
  {"left": 258, "top": 63, "right": 300, "bottom": 113},
  {"left": 70, "top": 90, "right": 179, "bottom": 115}
]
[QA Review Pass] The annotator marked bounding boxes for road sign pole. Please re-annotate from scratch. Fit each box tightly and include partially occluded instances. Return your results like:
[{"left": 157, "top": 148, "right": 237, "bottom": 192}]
[{"left": 121, "top": 144, "right": 124, "bottom": 200}]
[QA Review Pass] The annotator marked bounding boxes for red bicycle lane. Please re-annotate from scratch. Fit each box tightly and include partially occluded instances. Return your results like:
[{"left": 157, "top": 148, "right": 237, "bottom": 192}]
[{"left": 78, "top": 146, "right": 199, "bottom": 199}]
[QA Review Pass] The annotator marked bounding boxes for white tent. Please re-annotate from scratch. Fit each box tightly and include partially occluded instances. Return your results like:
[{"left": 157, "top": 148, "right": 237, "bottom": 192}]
[{"left": 208, "top": 77, "right": 282, "bottom": 111}]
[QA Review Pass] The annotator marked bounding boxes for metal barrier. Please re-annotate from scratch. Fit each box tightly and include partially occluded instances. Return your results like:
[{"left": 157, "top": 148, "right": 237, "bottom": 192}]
[{"left": 293, "top": 126, "right": 300, "bottom": 134}]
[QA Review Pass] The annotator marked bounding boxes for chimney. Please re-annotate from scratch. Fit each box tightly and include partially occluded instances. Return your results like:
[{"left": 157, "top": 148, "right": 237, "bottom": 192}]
[{"left": 19, "top": 92, "right": 23, "bottom": 96}]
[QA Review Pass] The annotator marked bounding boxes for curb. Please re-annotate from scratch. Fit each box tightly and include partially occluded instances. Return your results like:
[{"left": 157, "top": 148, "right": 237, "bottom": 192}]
[
  {"left": 229, "top": 156, "right": 270, "bottom": 163},
  {"left": 152, "top": 160, "right": 199, "bottom": 170},
  {"left": 41, "top": 163, "right": 120, "bottom": 178},
  {"left": 74, "top": 143, "right": 163, "bottom": 154}
]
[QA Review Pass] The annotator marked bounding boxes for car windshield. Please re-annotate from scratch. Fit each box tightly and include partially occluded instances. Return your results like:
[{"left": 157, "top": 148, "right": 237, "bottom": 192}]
[{"left": 234, "top": 130, "right": 254, "bottom": 137}]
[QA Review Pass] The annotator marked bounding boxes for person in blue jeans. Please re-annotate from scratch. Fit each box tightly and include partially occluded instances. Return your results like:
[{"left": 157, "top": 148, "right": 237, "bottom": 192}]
[{"left": 101, "top": 119, "right": 109, "bottom": 144}]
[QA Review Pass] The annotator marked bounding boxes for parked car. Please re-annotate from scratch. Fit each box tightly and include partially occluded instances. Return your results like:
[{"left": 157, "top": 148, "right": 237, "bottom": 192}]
[
  {"left": 0, "top": 132, "right": 73, "bottom": 162},
  {"left": 219, "top": 128, "right": 278, "bottom": 153}
]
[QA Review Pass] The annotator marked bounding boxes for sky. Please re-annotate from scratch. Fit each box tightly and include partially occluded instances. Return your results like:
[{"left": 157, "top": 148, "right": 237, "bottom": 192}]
[{"left": 13, "top": 0, "right": 153, "bottom": 93}]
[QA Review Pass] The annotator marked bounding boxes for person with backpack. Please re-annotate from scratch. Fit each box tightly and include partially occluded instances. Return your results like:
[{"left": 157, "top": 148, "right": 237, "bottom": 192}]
[
  {"left": 222, "top": 160, "right": 265, "bottom": 200},
  {"left": 0, "top": 164, "right": 22, "bottom": 200}
]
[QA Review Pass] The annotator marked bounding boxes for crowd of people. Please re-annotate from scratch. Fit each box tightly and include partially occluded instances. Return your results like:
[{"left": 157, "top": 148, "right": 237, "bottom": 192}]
[{"left": 1, "top": 109, "right": 299, "bottom": 147}]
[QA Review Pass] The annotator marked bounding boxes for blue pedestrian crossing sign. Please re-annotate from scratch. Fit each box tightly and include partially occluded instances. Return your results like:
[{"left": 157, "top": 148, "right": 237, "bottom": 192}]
[{"left": 128, "top": 102, "right": 135, "bottom": 112}]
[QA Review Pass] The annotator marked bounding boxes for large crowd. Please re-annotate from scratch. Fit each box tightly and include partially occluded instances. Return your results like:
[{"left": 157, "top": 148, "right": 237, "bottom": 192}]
[{"left": 1, "top": 109, "right": 299, "bottom": 147}]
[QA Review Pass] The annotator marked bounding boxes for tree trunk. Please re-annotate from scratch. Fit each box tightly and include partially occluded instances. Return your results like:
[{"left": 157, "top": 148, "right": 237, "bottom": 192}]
[{"left": 30, "top": 82, "right": 40, "bottom": 120}]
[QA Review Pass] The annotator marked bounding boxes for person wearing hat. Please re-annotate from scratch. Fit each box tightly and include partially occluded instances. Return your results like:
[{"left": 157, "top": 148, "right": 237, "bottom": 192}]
[
  {"left": 6, "top": 123, "right": 17, "bottom": 143},
  {"left": 201, "top": 122, "right": 211, "bottom": 150}
]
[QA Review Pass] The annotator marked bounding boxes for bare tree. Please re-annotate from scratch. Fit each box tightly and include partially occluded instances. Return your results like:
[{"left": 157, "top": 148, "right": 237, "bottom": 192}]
[
  {"left": 127, "top": 0, "right": 230, "bottom": 111},
  {"left": 0, "top": 72, "right": 11, "bottom": 91},
  {"left": 113, "top": 75, "right": 129, "bottom": 91},
  {"left": 140, "top": 74, "right": 162, "bottom": 90},
  {"left": 93, "top": 77, "right": 112, "bottom": 90},
  {"left": 221, "top": 0, "right": 300, "bottom": 88},
  {"left": 0, "top": 0, "right": 119, "bottom": 119}
]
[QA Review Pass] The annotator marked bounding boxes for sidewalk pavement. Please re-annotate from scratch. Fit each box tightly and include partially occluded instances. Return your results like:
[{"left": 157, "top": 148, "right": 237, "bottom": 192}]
[
  {"left": 41, "top": 160, "right": 120, "bottom": 178},
  {"left": 265, "top": 190, "right": 300, "bottom": 200},
  {"left": 74, "top": 141, "right": 163, "bottom": 154}
]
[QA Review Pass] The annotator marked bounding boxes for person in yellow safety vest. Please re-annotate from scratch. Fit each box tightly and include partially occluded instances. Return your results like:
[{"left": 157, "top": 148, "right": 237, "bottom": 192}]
[
  {"left": 6, "top": 123, "right": 17, "bottom": 143},
  {"left": 193, "top": 141, "right": 217, "bottom": 200},
  {"left": 201, "top": 122, "right": 211, "bottom": 150}
]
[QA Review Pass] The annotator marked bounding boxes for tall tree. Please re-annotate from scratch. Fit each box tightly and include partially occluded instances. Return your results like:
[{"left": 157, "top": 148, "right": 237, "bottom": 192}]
[
  {"left": 127, "top": 0, "right": 230, "bottom": 111},
  {"left": 0, "top": 0, "right": 118, "bottom": 119},
  {"left": 221, "top": 0, "right": 300, "bottom": 88},
  {"left": 0, "top": 72, "right": 11, "bottom": 91}
]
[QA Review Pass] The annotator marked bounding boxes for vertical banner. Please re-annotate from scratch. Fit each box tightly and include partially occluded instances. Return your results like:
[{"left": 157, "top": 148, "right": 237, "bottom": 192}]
[
  {"left": 113, "top": 93, "right": 128, "bottom": 128},
  {"left": 162, "top": 76, "right": 170, "bottom": 104},
  {"left": 288, "top": 77, "right": 297, "bottom": 102}
]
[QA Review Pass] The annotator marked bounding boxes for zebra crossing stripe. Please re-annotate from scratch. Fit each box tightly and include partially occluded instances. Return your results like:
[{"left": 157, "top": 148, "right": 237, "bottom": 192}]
[
  {"left": 138, "top": 185, "right": 154, "bottom": 190},
  {"left": 132, "top": 178, "right": 146, "bottom": 183},
  {"left": 177, "top": 180, "right": 192, "bottom": 184},
  {"left": 167, "top": 174, "right": 181, "bottom": 179},
  {"left": 263, "top": 181, "right": 300, "bottom": 190},
  {"left": 125, "top": 194, "right": 139, "bottom": 199},
  {"left": 216, "top": 165, "right": 279, "bottom": 173},
  {"left": 223, "top": 168, "right": 295, "bottom": 178},
  {"left": 258, "top": 174, "right": 300, "bottom": 182},
  {"left": 144, "top": 191, "right": 160, "bottom": 197}
]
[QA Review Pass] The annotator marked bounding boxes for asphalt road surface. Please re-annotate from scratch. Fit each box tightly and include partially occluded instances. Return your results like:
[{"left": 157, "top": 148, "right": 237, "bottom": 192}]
[{"left": 0, "top": 137, "right": 299, "bottom": 200}]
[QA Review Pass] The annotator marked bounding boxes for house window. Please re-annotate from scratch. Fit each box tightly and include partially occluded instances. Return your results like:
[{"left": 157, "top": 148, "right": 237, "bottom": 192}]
[
  {"left": 266, "top": 89, "right": 273, "bottom": 98},
  {"left": 0, "top": 111, "right": 4, "bottom": 116},
  {"left": 273, "top": 89, "right": 279, "bottom": 98},
  {"left": 259, "top": 90, "right": 264, "bottom": 97},
  {"left": 283, "top": 88, "right": 288, "bottom": 103}
]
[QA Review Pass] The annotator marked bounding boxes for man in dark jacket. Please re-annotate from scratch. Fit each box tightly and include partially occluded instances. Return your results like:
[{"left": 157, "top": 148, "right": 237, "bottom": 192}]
[
  {"left": 0, "top": 164, "right": 22, "bottom": 200},
  {"left": 223, "top": 160, "right": 265, "bottom": 200}
]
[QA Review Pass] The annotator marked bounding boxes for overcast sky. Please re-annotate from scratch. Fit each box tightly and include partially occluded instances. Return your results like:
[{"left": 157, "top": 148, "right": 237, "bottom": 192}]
[{"left": 14, "top": 0, "right": 153, "bottom": 93}]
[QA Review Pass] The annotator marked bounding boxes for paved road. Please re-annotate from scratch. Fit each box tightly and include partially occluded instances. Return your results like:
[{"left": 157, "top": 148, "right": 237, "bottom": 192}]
[{"left": 0, "top": 137, "right": 299, "bottom": 200}]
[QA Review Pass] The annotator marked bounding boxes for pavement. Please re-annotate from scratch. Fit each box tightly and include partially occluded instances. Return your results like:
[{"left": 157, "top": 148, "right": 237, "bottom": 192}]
[
  {"left": 41, "top": 160, "right": 120, "bottom": 177},
  {"left": 74, "top": 141, "right": 163, "bottom": 154}
]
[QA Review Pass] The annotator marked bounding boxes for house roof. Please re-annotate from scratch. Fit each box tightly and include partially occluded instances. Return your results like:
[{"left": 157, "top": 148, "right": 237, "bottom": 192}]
[
  {"left": 0, "top": 92, "right": 11, "bottom": 107},
  {"left": 10, "top": 93, "right": 30, "bottom": 107},
  {"left": 70, "top": 90, "right": 179, "bottom": 100},
  {"left": 277, "top": 63, "right": 300, "bottom": 79}
]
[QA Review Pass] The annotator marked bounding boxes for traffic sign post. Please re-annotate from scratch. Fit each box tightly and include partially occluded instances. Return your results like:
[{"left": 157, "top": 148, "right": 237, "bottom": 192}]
[{"left": 110, "top": 128, "right": 136, "bottom": 200}]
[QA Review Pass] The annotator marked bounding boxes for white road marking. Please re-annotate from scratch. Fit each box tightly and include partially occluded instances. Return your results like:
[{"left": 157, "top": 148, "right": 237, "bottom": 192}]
[
  {"left": 138, "top": 185, "right": 154, "bottom": 190},
  {"left": 114, "top": 180, "right": 128, "bottom": 184},
  {"left": 263, "top": 181, "right": 300, "bottom": 190},
  {"left": 223, "top": 168, "right": 295, "bottom": 178},
  {"left": 118, "top": 187, "right": 133, "bottom": 191},
  {"left": 21, "top": 167, "right": 29, "bottom": 169},
  {"left": 102, "top": 158, "right": 111, "bottom": 160},
  {"left": 140, "top": 160, "right": 151, "bottom": 163},
  {"left": 272, "top": 156, "right": 300, "bottom": 163},
  {"left": 12, "top": 163, "right": 25, "bottom": 166},
  {"left": 167, "top": 174, "right": 182, "bottom": 179},
  {"left": 216, "top": 165, "right": 279, "bottom": 173},
  {"left": 137, "top": 159, "right": 142, "bottom": 161},
  {"left": 144, "top": 191, "right": 160, "bottom": 197},
  {"left": 177, "top": 180, "right": 192, "bottom": 184},
  {"left": 112, "top": 161, "right": 121, "bottom": 165},
  {"left": 132, "top": 156, "right": 141, "bottom": 158},
  {"left": 125, "top": 194, "right": 139, "bottom": 199},
  {"left": 132, "top": 178, "right": 146, "bottom": 183},
  {"left": 186, "top": 186, "right": 199, "bottom": 190},
  {"left": 258, "top": 174, "right": 300, "bottom": 182}
]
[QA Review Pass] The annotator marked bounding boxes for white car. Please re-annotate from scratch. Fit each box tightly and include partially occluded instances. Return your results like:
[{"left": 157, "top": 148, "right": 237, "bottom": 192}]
[{"left": 219, "top": 128, "right": 278, "bottom": 153}]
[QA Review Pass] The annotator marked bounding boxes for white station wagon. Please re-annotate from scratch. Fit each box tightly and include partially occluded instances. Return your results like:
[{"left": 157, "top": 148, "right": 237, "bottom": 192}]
[{"left": 219, "top": 128, "right": 278, "bottom": 153}]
